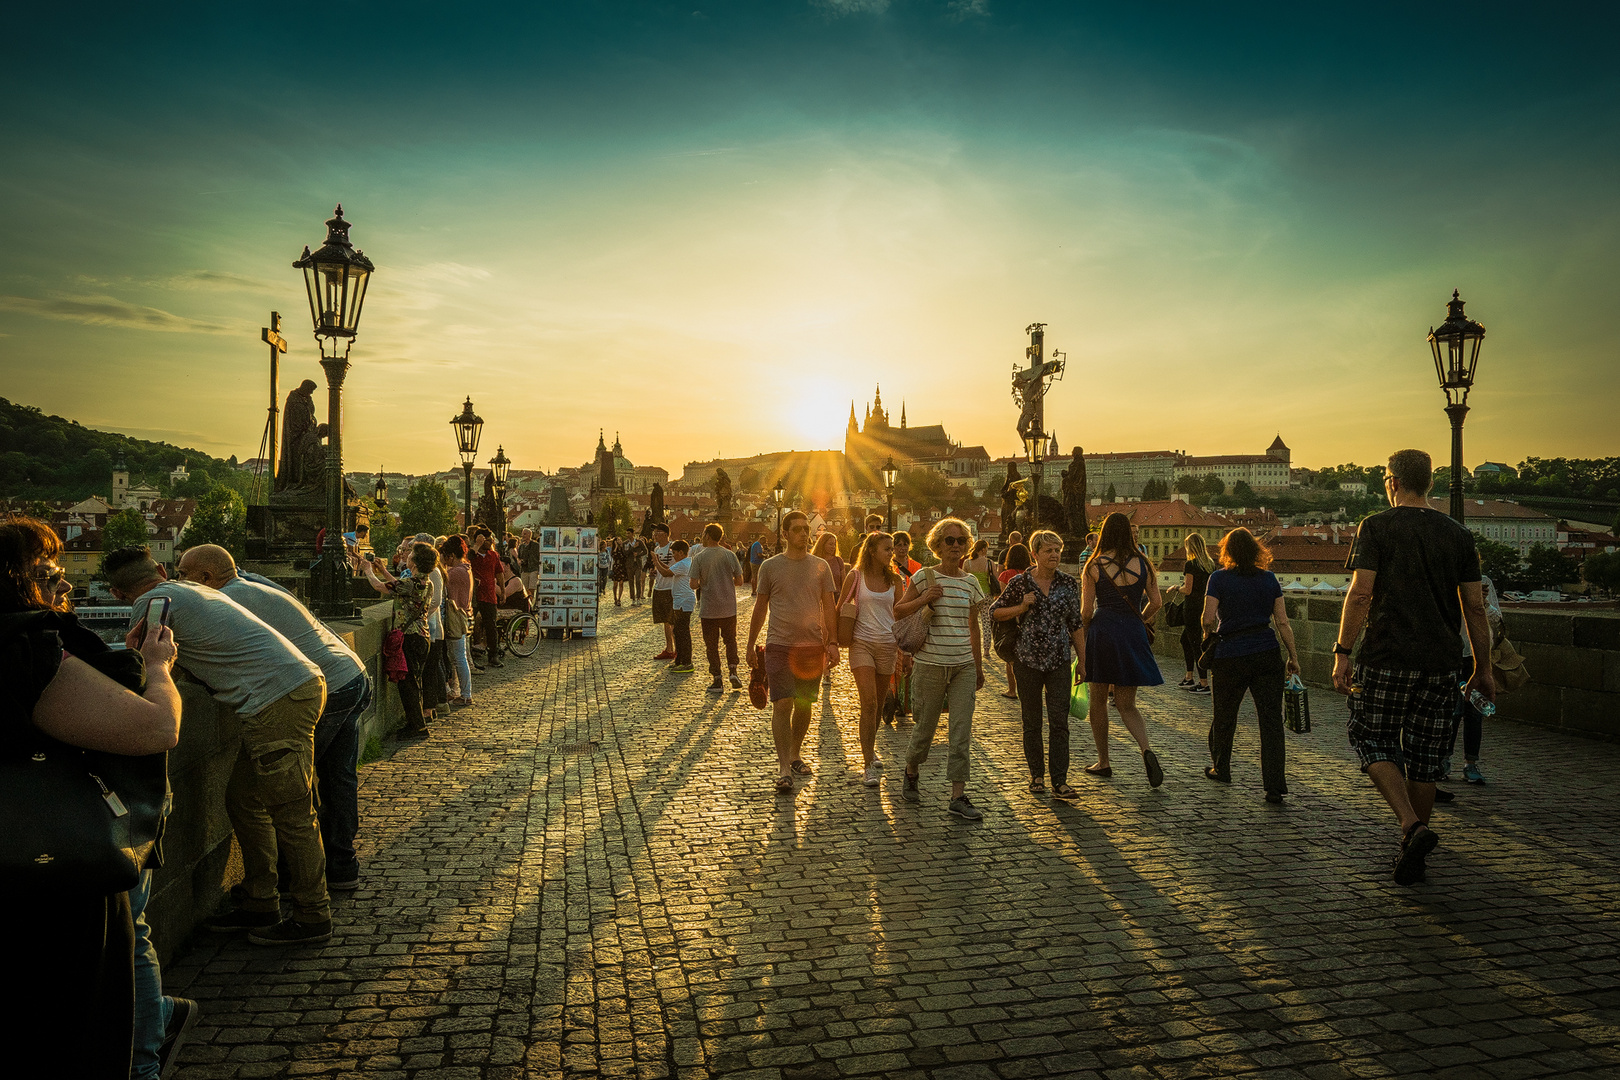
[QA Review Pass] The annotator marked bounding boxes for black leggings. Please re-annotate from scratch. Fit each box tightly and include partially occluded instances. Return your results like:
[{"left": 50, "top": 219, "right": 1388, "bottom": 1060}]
[
  {"left": 1180, "top": 620, "right": 1207, "bottom": 678},
  {"left": 1208, "top": 648, "right": 1287, "bottom": 795}
]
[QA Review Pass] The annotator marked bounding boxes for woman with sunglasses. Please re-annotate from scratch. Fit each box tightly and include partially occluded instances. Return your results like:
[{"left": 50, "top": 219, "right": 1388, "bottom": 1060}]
[{"left": 898, "top": 517, "right": 988, "bottom": 820}]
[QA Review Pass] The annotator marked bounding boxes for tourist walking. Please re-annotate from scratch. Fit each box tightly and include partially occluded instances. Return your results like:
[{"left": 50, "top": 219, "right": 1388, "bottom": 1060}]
[
  {"left": 628, "top": 535, "right": 647, "bottom": 604},
  {"left": 468, "top": 528, "right": 505, "bottom": 669},
  {"left": 363, "top": 543, "right": 440, "bottom": 737},
  {"left": 748, "top": 534, "right": 766, "bottom": 594},
  {"left": 423, "top": 543, "right": 449, "bottom": 719},
  {"left": 812, "top": 531, "right": 846, "bottom": 594},
  {"left": 689, "top": 522, "right": 745, "bottom": 691},
  {"left": 655, "top": 539, "right": 696, "bottom": 672},
  {"left": 1332, "top": 449, "right": 1494, "bottom": 885},
  {"left": 995, "top": 543, "right": 1031, "bottom": 700},
  {"left": 649, "top": 523, "right": 677, "bottom": 660},
  {"left": 440, "top": 535, "right": 475, "bottom": 705},
  {"left": 1177, "top": 533, "right": 1216, "bottom": 693},
  {"left": 1199, "top": 528, "right": 1298, "bottom": 803},
  {"left": 991, "top": 530, "right": 1085, "bottom": 798},
  {"left": 597, "top": 541, "right": 612, "bottom": 596},
  {"left": 900, "top": 517, "right": 988, "bottom": 819},
  {"left": 177, "top": 544, "right": 376, "bottom": 890},
  {"left": 106, "top": 546, "right": 334, "bottom": 946},
  {"left": 747, "top": 510, "right": 839, "bottom": 794},
  {"left": 1080, "top": 511, "right": 1166, "bottom": 787},
  {"left": 610, "top": 537, "right": 629, "bottom": 606},
  {"left": 4, "top": 522, "right": 185, "bottom": 1079},
  {"left": 517, "top": 528, "right": 541, "bottom": 594},
  {"left": 1442, "top": 562, "right": 1501, "bottom": 792},
  {"left": 838, "top": 530, "right": 900, "bottom": 785}
]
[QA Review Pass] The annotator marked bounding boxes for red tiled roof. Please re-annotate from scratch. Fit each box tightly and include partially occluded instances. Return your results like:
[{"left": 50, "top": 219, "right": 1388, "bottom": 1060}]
[
  {"left": 1106, "top": 501, "right": 1232, "bottom": 529},
  {"left": 1425, "top": 498, "right": 1552, "bottom": 521}
]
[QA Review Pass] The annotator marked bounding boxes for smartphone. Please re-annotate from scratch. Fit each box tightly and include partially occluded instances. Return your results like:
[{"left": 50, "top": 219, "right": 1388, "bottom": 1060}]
[{"left": 148, "top": 596, "right": 172, "bottom": 628}]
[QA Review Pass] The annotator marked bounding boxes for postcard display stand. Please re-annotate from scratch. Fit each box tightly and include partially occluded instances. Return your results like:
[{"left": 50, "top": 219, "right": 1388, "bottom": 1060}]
[{"left": 535, "top": 526, "right": 599, "bottom": 638}]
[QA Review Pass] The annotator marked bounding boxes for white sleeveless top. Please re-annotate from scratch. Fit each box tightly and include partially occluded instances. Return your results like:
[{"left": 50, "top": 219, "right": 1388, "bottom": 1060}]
[{"left": 853, "top": 573, "right": 895, "bottom": 643}]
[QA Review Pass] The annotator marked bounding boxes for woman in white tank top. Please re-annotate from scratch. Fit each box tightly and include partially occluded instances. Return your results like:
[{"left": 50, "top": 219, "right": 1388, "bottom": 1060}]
[{"left": 838, "top": 532, "right": 901, "bottom": 787}]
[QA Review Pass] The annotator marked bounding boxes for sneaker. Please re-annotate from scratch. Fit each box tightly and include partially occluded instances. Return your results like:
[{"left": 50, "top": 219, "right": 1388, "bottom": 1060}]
[
  {"left": 204, "top": 908, "right": 279, "bottom": 933},
  {"left": 1433, "top": 787, "right": 1455, "bottom": 803},
  {"left": 488, "top": 659, "right": 504, "bottom": 669},
  {"left": 706, "top": 678, "right": 724, "bottom": 692},
  {"left": 949, "top": 796, "right": 983, "bottom": 821},
  {"left": 156, "top": 997, "right": 200, "bottom": 1078},
  {"left": 1463, "top": 762, "right": 1486, "bottom": 784},
  {"left": 1143, "top": 749, "right": 1165, "bottom": 789},
  {"left": 902, "top": 772, "right": 920, "bottom": 803},
  {"left": 672, "top": 664, "right": 695, "bottom": 674},
  {"left": 327, "top": 869, "right": 361, "bottom": 892},
  {"left": 1394, "top": 823, "right": 1439, "bottom": 886},
  {"left": 1189, "top": 685, "right": 1210, "bottom": 695},
  {"left": 863, "top": 763, "right": 880, "bottom": 787},
  {"left": 729, "top": 671, "right": 743, "bottom": 689},
  {"left": 871, "top": 758, "right": 883, "bottom": 770},
  {"left": 248, "top": 917, "right": 334, "bottom": 946}
]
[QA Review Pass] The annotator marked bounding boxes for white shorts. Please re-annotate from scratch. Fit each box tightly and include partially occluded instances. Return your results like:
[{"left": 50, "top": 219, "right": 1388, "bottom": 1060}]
[{"left": 849, "top": 638, "right": 897, "bottom": 674}]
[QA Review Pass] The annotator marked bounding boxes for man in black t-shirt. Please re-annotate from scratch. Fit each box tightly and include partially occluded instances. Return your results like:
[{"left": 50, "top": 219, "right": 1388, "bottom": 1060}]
[{"left": 1333, "top": 449, "right": 1494, "bottom": 886}]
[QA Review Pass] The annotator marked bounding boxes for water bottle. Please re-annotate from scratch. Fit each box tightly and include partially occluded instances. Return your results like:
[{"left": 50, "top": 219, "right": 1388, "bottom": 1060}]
[
  {"left": 1460, "top": 683, "right": 1497, "bottom": 718},
  {"left": 1284, "top": 674, "right": 1311, "bottom": 733}
]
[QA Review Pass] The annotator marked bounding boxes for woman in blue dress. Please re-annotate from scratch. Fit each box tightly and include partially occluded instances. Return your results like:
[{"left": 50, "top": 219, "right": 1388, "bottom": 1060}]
[{"left": 1081, "top": 511, "right": 1166, "bottom": 787}]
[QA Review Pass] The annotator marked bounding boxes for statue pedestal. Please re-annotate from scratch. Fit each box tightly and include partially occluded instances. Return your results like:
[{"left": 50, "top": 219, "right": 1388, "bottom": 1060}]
[{"left": 246, "top": 491, "right": 368, "bottom": 565}]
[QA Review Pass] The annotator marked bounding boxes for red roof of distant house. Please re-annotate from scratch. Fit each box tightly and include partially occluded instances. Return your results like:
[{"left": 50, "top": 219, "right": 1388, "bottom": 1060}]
[
  {"left": 1108, "top": 500, "right": 1232, "bottom": 529},
  {"left": 1425, "top": 498, "right": 1552, "bottom": 521},
  {"left": 1266, "top": 536, "right": 1353, "bottom": 572}
]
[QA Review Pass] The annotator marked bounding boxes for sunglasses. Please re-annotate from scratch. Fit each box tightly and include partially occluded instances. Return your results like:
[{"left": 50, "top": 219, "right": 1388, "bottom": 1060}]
[
  {"left": 786, "top": 524, "right": 810, "bottom": 534},
  {"left": 30, "top": 564, "right": 66, "bottom": 585},
  {"left": 940, "top": 535, "right": 968, "bottom": 546}
]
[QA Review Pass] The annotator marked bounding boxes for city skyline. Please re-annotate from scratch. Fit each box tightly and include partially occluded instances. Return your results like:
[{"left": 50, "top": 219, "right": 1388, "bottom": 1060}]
[{"left": 2, "top": 3, "right": 1616, "bottom": 476}]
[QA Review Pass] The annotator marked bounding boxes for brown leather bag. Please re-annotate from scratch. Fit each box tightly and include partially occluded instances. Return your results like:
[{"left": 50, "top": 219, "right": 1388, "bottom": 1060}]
[{"left": 1491, "top": 633, "right": 1531, "bottom": 693}]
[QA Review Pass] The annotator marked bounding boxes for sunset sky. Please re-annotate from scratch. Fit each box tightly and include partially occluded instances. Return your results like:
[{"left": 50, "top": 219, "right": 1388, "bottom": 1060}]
[{"left": 2, "top": 2, "right": 1616, "bottom": 480}]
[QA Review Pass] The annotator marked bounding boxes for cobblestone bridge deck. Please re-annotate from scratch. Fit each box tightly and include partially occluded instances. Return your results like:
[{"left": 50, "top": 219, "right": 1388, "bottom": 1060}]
[{"left": 168, "top": 598, "right": 1620, "bottom": 1079}]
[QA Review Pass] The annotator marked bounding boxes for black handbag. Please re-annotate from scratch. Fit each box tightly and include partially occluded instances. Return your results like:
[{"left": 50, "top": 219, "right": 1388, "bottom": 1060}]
[
  {"left": 990, "top": 573, "right": 1026, "bottom": 663},
  {"left": 1196, "top": 630, "right": 1224, "bottom": 670},
  {"left": 0, "top": 611, "right": 169, "bottom": 893},
  {"left": 1165, "top": 595, "right": 1185, "bottom": 628}
]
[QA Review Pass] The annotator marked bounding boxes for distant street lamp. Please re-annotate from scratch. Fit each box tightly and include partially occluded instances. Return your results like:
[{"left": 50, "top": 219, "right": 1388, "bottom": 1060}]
[
  {"left": 489, "top": 445, "right": 511, "bottom": 535},
  {"left": 773, "top": 478, "right": 787, "bottom": 540},
  {"left": 882, "top": 457, "right": 898, "bottom": 531},
  {"left": 373, "top": 468, "right": 389, "bottom": 509},
  {"left": 293, "top": 204, "right": 375, "bottom": 617},
  {"left": 1023, "top": 430, "right": 1046, "bottom": 534},
  {"left": 451, "top": 397, "right": 484, "bottom": 529},
  {"left": 1428, "top": 289, "right": 1487, "bottom": 523}
]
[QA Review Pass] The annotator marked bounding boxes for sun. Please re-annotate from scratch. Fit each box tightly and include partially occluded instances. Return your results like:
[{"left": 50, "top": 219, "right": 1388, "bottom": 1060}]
[{"left": 788, "top": 382, "right": 851, "bottom": 450}]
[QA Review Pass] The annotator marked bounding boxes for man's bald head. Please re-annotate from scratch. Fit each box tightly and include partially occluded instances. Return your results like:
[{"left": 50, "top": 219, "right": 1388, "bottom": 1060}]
[{"left": 177, "top": 544, "right": 238, "bottom": 588}]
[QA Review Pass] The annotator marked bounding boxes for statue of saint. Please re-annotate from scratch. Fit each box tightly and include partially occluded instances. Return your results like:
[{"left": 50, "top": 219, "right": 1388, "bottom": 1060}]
[
  {"left": 650, "top": 482, "right": 665, "bottom": 524},
  {"left": 293, "top": 422, "right": 329, "bottom": 496},
  {"left": 714, "top": 469, "right": 733, "bottom": 519},
  {"left": 998, "top": 460, "right": 1023, "bottom": 539},
  {"left": 275, "top": 380, "right": 319, "bottom": 493},
  {"left": 1061, "top": 446, "right": 1088, "bottom": 538}
]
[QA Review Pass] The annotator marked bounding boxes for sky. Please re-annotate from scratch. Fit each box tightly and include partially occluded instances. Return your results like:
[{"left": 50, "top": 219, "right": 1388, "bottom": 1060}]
[{"left": 2, "top": 1, "right": 1617, "bottom": 480}]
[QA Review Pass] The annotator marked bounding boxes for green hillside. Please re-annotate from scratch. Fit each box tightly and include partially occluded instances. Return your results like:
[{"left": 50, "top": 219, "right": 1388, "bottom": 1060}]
[{"left": 0, "top": 397, "right": 244, "bottom": 502}]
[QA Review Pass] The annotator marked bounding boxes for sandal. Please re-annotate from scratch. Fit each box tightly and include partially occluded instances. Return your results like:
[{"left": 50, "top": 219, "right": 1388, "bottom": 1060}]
[
  {"left": 775, "top": 775, "right": 795, "bottom": 794},
  {"left": 1084, "top": 763, "right": 1113, "bottom": 778},
  {"left": 1028, "top": 779, "right": 1046, "bottom": 793},
  {"left": 1204, "top": 766, "right": 1232, "bottom": 784},
  {"left": 1052, "top": 783, "right": 1078, "bottom": 799},
  {"left": 1000, "top": 691, "right": 1019, "bottom": 700},
  {"left": 790, "top": 760, "right": 813, "bottom": 776}
]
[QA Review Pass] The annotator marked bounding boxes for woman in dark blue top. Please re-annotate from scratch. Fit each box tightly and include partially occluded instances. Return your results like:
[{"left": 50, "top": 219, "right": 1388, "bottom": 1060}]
[
  {"left": 1081, "top": 512, "right": 1166, "bottom": 788},
  {"left": 1200, "top": 528, "right": 1300, "bottom": 802}
]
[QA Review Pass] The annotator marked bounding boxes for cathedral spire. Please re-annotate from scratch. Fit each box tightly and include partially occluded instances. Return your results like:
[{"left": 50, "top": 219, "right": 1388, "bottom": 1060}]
[
  {"left": 848, "top": 400, "right": 859, "bottom": 434},
  {"left": 596, "top": 428, "right": 607, "bottom": 452},
  {"left": 900, "top": 401, "right": 907, "bottom": 430}
]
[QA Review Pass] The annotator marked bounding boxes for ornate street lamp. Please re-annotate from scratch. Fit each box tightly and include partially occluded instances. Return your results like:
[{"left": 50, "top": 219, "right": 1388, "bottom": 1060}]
[
  {"left": 882, "top": 457, "right": 898, "bottom": 531},
  {"left": 1428, "top": 289, "right": 1486, "bottom": 523},
  {"left": 773, "top": 478, "right": 787, "bottom": 540},
  {"left": 451, "top": 396, "right": 483, "bottom": 529},
  {"left": 489, "top": 445, "right": 511, "bottom": 536},
  {"left": 293, "top": 204, "right": 375, "bottom": 617},
  {"left": 373, "top": 468, "right": 389, "bottom": 509},
  {"left": 1023, "top": 429, "right": 1046, "bottom": 534}
]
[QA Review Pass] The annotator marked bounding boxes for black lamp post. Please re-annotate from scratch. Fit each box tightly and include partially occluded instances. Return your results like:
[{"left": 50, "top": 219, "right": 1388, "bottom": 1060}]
[
  {"left": 773, "top": 479, "right": 786, "bottom": 541},
  {"left": 882, "top": 457, "right": 898, "bottom": 531},
  {"left": 1023, "top": 430, "right": 1045, "bottom": 534},
  {"left": 489, "top": 445, "right": 511, "bottom": 537},
  {"left": 451, "top": 397, "right": 484, "bottom": 530},
  {"left": 373, "top": 468, "right": 388, "bottom": 510},
  {"left": 293, "top": 204, "right": 375, "bottom": 617},
  {"left": 1427, "top": 289, "right": 1486, "bottom": 523}
]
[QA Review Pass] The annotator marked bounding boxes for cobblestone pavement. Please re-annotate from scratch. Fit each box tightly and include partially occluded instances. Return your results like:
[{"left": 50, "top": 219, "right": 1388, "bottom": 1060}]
[{"left": 168, "top": 596, "right": 1620, "bottom": 1079}]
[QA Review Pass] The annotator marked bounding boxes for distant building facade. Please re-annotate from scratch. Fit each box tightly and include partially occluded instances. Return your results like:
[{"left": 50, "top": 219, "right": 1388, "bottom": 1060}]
[{"left": 1175, "top": 435, "right": 1292, "bottom": 491}]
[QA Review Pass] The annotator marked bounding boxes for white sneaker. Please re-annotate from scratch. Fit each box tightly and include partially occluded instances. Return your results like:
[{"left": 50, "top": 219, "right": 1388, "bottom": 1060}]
[
  {"left": 871, "top": 758, "right": 883, "bottom": 770},
  {"left": 863, "top": 763, "right": 881, "bottom": 787}
]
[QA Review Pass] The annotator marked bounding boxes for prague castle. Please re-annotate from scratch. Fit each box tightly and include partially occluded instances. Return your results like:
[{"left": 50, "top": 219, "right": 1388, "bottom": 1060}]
[{"left": 843, "top": 386, "right": 990, "bottom": 483}]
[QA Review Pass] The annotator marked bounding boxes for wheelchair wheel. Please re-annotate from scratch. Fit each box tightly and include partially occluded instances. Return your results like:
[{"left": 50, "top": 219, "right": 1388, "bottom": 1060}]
[{"left": 505, "top": 613, "right": 541, "bottom": 657}]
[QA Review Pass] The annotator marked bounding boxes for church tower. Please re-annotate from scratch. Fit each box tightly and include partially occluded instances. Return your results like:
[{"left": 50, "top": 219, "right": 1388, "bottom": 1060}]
[
  {"left": 900, "top": 402, "right": 907, "bottom": 430},
  {"left": 112, "top": 451, "right": 130, "bottom": 509},
  {"left": 848, "top": 401, "right": 859, "bottom": 436},
  {"left": 868, "top": 384, "right": 889, "bottom": 429}
]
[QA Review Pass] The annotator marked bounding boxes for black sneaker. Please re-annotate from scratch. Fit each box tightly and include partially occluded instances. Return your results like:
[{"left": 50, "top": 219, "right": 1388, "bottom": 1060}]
[
  {"left": 156, "top": 997, "right": 200, "bottom": 1078},
  {"left": 1394, "top": 823, "right": 1439, "bottom": 886},
  {"left": 902, "top": 772, "right": 920, "bottom": 803},
  {"left": 204, "top": 908, "right": 279, "bottom": 933},
  {"left": 706, "top": 679, "right": 724, "bottom": 692},
  {"left": 248, "top": 917, "right": 333, "bottom": 946},
  {"left": 1434, "top": 787, "right": 1455, "bottom": 803},
  {"left": 949, "top": 796, "right": 983, "bottom": 820},
  {"left": 729, "top": 671, "right": 743, "bottom": 689},
  {"left": 327, "top": 869, "right": 361, "bottom": 892}
]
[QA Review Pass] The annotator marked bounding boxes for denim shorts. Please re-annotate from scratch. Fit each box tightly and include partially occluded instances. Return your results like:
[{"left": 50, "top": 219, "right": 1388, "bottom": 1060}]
[{"left": 1347, "top": 664, "right": 1462, "bottom": 783}]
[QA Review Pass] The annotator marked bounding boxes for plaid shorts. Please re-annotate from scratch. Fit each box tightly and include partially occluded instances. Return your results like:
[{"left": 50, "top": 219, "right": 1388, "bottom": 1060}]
[{"left": 1346, "top": 664, "right": 1463, "bottom": 783}]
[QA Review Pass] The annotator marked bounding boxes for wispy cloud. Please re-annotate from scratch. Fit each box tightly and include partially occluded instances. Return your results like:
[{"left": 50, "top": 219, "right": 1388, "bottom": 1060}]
[
  {"left": 947, "top": 0, "right": 989, "bottom": 20},
  {"left": 813, "top": 0, "right": 890, "bottom": 16},
  {"left": 166, "top": 269, "right": 270, "bottom": 292},
  {"left": 0, "top": 294, "right": 232, "bottom": 334}
]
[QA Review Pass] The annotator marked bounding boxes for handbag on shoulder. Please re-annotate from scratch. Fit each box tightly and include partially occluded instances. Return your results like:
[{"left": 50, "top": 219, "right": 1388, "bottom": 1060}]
[
  {"left": 892, "top": 566, "right": 938, "bottom": 654},
  {"left": 836, "top": 576, "right": 859, "bottom": 648},
  {"left": 1165, "top": 592, "right": 1185, "bottom": 628}
]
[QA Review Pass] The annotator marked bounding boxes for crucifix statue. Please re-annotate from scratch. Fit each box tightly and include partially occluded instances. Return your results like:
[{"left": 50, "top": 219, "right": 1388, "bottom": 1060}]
[{"left": 1012, "top": 322, "right": 1064, "bottom": 534}]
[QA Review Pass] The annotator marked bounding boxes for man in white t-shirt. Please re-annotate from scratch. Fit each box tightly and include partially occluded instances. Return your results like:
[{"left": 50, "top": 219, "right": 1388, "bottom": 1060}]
[
  {"left": 649, "top": 523, "right": 676, "bottom": 660},
  {"left": 655, "top": 540, "right": 697, "bottom": 673},
  {"left": 689, "top": 522, "right": 745, "bottom": 692}
]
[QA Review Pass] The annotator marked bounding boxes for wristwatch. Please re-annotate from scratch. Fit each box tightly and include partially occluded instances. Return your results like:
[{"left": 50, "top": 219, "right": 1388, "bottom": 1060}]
[{"left": 1332, "top": 643, "right": 1353, "bottom": 657}]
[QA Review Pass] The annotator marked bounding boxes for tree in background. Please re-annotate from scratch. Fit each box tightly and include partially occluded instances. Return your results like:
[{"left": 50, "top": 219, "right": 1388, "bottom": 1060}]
[
  {"left": 1140, "top": 477, "right": 1169, "bottom": 501},
  {"left": 398, "top": 479, "right": 458, "bottom": 539},
  {"left": 366, "top": 500, "right": 401, "bottom": 562},
  {"left": 1201, "top": 475, "right": 1225, "bottom": 496},
  {"left": 1582, "top": 550, "right": 1620, "bottom": 596},
  {"left": 1105, "top": 483, "right": 1117, "bottom": 502},
  {"left": 1232, "top": 480, "right": 1255, "bottom": 502},
  {"left": 1521, "top": 544, "right": 1579, "bottom": 590},
  {"left": 102, "top": 508, "right": 150, "bottom": 552},
  {"left": 180, "top": 486, "right": 247, "bottom": 558},
  {"left": 596, "top": 495, "right": 632, "bottom": 540},
  {"left": 737, "top": 467, "right": 758, "bottom": 493},
  {"left": 1475, "top": 537, "right": 1521, "bottom": 587}
]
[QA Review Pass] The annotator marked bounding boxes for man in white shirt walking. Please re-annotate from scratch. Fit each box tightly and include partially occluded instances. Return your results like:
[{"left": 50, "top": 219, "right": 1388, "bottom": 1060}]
[{"left": 689, "top": 522, "right": 745, "bottom": 692}]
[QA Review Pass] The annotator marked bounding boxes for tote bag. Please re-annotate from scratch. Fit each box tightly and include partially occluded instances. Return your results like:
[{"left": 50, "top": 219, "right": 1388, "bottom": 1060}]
[{"left": 892, "top": 567, "right": 937, "bottom": 654}]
